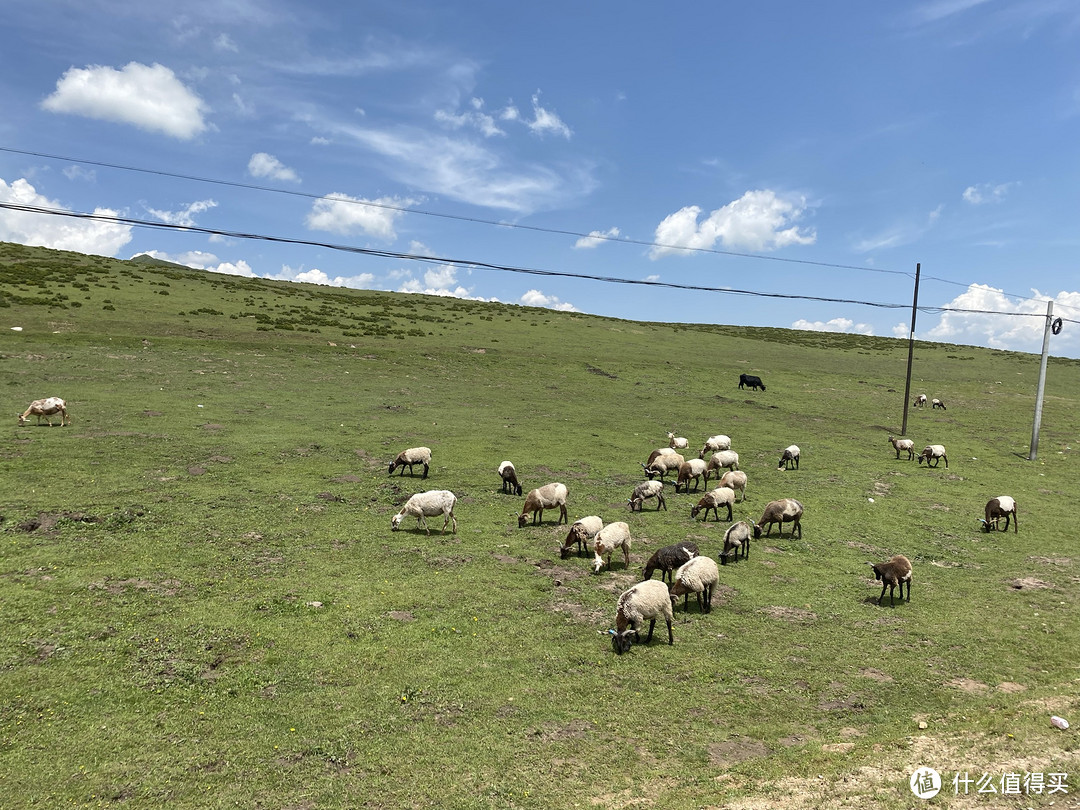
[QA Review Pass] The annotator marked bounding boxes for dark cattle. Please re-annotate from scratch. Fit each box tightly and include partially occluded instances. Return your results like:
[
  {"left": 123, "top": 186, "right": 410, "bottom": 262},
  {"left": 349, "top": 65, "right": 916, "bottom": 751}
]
[{"left": 739, "top": 374, "right": 765, "bottom": 391}]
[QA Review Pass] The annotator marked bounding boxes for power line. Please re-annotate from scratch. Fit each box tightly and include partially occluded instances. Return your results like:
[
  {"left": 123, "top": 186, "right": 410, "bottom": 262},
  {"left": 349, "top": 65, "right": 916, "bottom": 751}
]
[{"left": 3, "top": 201, "right": 1075, "bottom": 326}]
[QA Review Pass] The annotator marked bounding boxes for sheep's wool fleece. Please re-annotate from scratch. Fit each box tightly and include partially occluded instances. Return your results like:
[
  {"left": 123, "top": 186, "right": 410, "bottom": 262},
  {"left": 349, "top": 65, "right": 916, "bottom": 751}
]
[{"left": 674, "top": 555, "right": 719, "bottom": 591}]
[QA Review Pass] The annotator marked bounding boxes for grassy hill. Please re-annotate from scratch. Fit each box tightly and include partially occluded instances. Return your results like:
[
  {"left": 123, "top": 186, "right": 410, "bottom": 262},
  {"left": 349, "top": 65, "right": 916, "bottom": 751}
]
[{"left": 2, "top": 240, "right": 1078, "bottom": 808}]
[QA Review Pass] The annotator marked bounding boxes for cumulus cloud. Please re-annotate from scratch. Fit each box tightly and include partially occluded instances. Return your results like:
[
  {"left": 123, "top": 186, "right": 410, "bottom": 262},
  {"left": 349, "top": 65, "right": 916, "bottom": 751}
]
[
  {"left": 650, "top": 190, "right": 815, "bottom": 258},
  {"left": 924, "top": 284, "right": 1080, "bottom": 355},
  {"left": 791, "top": 317, "right": 875, "bottom": 336},
  {"left": 146, "top": 199, "right": 218, "bottom": 227},
  {"left": 962, "top": 182, "right": 1015, "bottom": 205},
  {"left": 519, "top": 288, "right": 579, "bottom": 312},
  {"left": 305, "top": 192, "right": 414, "bottom": 239},
  {"left": 396, "top": 264, "right": 496, "bottom": 300},
  {"left": 0, "top": 176, "right": 132, "bottom": 255},
  {"left": 275, "top": 267, "right": 376, "bottom": 287},
  {"left": 248, "top": 153, "right": 300, "bottom": 183},
  {"left": 41, "top": 62, "right": 209, "bottom": 140},
  {"left": 574, "top": 226, "right": 621, "bottom": 249},
  {"left": 133, "top": 249, "right": 256, "bottom": 277}
]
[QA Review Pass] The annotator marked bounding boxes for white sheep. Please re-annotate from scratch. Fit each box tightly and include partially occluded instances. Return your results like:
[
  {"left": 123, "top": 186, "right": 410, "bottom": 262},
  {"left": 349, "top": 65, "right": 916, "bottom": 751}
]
[
  {"left": 592, "top": 521, "right": 632, "bottom": 573},
  {"left": 628, "top": 479, "right": 666, "bottom": 512},
  {"left": 717, "top": 470, "right": 747, "bottom": 502},
  {"left": 888, "top": 436, "right": 915, "bottom": 460},
  {"left": 917, "top": 444, "right": 948, "bottom": 468},
  {"left": 18, "top": 396, "right": 70, "bottom": 427},
  {"left": 871, "top": 554, "right": 912, "bottom": 605},
  {"left": 642, "top": 452, "right": 684, "bottom": 480},
  {"left": 667, "top": 431, "right": 690, "bottom": 450},
  {"left": 561, "top": 516, "right": 604, "bottom": 558},
  {"left": 981, "top": 496, "right": 1018, "bottom": 533},
  {"left": 778, "top": 444, "right": 800, "bottom": 471},
  {"left": 913, "top": 394, "right": 927, "bottom": 408},
  {"left": 517, "top": 483, "right": 569, "bottom": 527},
  {"left": 497, "top": 460, "right": 523, "bottom": 495},
  {"left": 674, "top": 458, "right": 708, "bottom": 493},
  {"left": 705, "top": 450, "right": 740, "bottom": 480},
  {"left": 388, "top": 446, "right": 432, "bottom": 479},
  {"left": 698, "top": 434, "right": 731, "bottom": 458},
  {"left": 720, "top": 521, "right": 753, "bottom": 565},
  {"left": 689, "top": 486, "right": 735, "bottom": 522},
  {"left": 753, "top": 498, "right": 804, "bottom": 539},
  {"left": 669, "top": 555, "right": 720, "bottom": 613},
  {"left": 932, "top": 398, "right": 947, "bottom": 410},
  {"left": 612, "top": 579, "right": 674, "bottom": 654},
  {"left": 390, "top": 490, "right": 457, "bottom": 535}
]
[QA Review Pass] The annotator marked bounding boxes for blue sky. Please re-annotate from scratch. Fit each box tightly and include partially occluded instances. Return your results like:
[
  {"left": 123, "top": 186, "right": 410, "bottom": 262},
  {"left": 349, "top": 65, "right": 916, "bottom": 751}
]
[{"left": 2, "top": 0, "right": 1080, "bottom": 357}]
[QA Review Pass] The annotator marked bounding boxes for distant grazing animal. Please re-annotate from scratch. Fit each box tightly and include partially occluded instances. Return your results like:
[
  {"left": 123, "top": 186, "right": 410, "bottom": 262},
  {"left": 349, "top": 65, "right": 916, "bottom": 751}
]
[
  {"left": 391, "top": 490, "right": 457, "bottom": 535},
  {"left": 753, "top": 498, "right": 804, "bottom": 539},
  {"left": 642, "top": 451, "right": 684, "bottom": 481},
  {"left": 641, "top": 542, "right": 699, "bottom": 583},
  {"left": 497, "top": 460, "right": 523, "bottom": 495},
  {"left": 917, "top": 444, "right": 948, "bottom": 468},
  {"left": 690, "top": 486, "right": 735, "bottom": 522},
  {"left": 699, "top": 434, "right": 731, "bottom": 458},
  {"left": 705, "top": 450, "right": 739, "bottom": 481},
  {"left": 981, "top": 496, "right": 1018, "bottom": 533},
  {"left": 674, "top": 458, "right": 708, "bottom": 493},
  {"left": 913, "top": 394, "right": 927, "bottom": 408},
  {"left": 721, "top": 521, "right": 753, "bottom": 565},
  {"left": 739, "top": 374, "right": 765, "bottom": 391},
  {"left": 388, "top": 447, "right": 431, "bottom": 479},
  {"left": 518, "top": 483, "right": 569, "bottom": 527},
  {"left": 18, "top": 397, "right": 70, "bottom": 427},
  {"left": 888, "top": 436, "right": 915, "bottom": 460},
  {"left": 612, "top": 580, "right": 674, "bottom": 654},
  {"left": 592, "top": 522, "right": 632, "bottom": 573},
  {"left": 932, "top": 398, "right": 947, "bottom": 410},
  {"left": 669, "top": 555, "right": 720, "bottom": 614},
  {"left": 628, "top": 479, "right": 666, "bottom": 512},
  {"left": 718, "top": 470, "right": 747, "bottom": 502},
  {"left": 778, "top": 444, "right": 800, "bottom": 471},
  {"left": 666, "top": 432, "right": 689, "bottom": 450},
  {"left": 561, "top": 516, "right": 603, "bottom": 559},
  {"left": 871, "top": 554, "right": 912, "bottom": 605}
]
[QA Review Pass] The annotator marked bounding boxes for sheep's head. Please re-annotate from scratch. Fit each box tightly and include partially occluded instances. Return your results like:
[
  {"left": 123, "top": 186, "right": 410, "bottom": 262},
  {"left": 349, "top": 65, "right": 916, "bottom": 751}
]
[
  {"left": 611, "top": 629, "right": 634, "bottom": 655},
  {"left": 752, "top": 524, "right": 763, "bottom": 539},
  {"left": 689, "top": 504, "right": 701, "bottom": 518},
  {"left": 387, "top": 461, "right": 397, "bottom": 474},
  {"left": 390, "top": 513, "right": 404, "bottom": 531},
  {"left": 870, "top": 563, "right": 884, "bottom": 582},
  {"left": 517, "top": 513, "right": 529, "bottom": 528}
]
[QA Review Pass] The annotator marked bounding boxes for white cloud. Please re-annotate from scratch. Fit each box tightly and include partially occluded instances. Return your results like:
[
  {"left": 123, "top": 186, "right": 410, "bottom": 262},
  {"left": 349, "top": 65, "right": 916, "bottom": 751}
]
[
  {"left": 133, "top": 249, "right": 256, "bottom": 277},
  {"left": 519, "top": 289, "right": 579, "bottom": 312},
  {"left": 435, "top": 97, "right": 505, "bottom": 137},
  {"left": 214, "top": 33, "right": 238, "bottom": 52},
  {"left": 650, "top": 190, "right": 815, "bottom": 258},
  {"left": 41, "top": 62, "right": 209, "bottom": 140},
  {"left": 852, "top": 206, "right": 943, "bottom": 253},
  {"left": 305, "top": 192, "right": 414, "bottom": 239},
  {"left": 962, "top": 182, "right": 1014, "bottom": 205},
  {"left": 924, "top": 284, "right": 1080, "bottom": 355},
  {"left": 62, "top": 165, "right": 96, "bottom": 182},
  {"left": 146, "top": 199, "right": 218, "bottom": 227},
  {"left": 0, "top": 177, "right": 132, "bottom": 256},
  {"left": 892, "top": 322, "right": 912, "bottom": 338},
  {"left": 791, "top": 317, "right": 875, "bottom": 336},
  {"left": 499, "top": 93, "right": 572, "bottom": 138},
  {"left": 574, "top": 227, "right": 621, "bottom": 249},
  {"left": 282, "top": 267, "right": 376, "bottom": 288},
  {"left": 248, "top": 153, "right": 300, "bottom": 183}
]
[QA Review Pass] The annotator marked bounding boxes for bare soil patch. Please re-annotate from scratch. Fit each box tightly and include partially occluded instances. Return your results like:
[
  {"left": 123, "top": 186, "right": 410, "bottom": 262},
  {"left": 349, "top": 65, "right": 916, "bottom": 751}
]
[
  {"left": 761, "top": 605, "right": 816, "bottom": 623},
  {"left": 1008, "top": 576, "right": 1053, "bottom": 590},
  {"left": 707, "top": 737, "right": 770, "bottom": 766}
]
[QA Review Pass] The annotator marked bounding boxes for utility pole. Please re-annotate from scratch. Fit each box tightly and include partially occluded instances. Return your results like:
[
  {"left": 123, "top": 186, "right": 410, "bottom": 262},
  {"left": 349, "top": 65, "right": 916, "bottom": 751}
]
[
  {"left": 901, "top": 263, "right": 921, "bottom": 438},
  {"left": 1028, "top": 300, "right": 1054, "bottom": 461}
]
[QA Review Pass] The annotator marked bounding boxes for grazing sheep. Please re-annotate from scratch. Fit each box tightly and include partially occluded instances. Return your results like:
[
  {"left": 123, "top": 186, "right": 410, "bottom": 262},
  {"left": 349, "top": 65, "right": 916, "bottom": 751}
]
[
  {"left": 739, "top": 374, "right": 765, "bottom": 391},
  {"left": 612, "top": 580, "right": 674, "bottom": 654},
  {"left": 913, "top": 394, "right": 927, "bottom": 408},
  {"left": 932, "top": 398, "right": 947, "bottom": 410},
  {"left": 917, "top": 444, "right": 948, "bottom": 468},
  {"left": 391, "top": 490, "right": 457, "bottom": 535},
  {"left": 718, "top": 470, "right": 747, "bottom": 502},
  {"left": 388, "top": 447, "right": 431, "bottom": 479},
  {"left": 699, "top": 434, "right": 732, "bottom": 458},
  {"left": 888, "top": 436, "right": 915, "bottom": 460},
  {"left": 705, "top": 450, "right": 740, "bottom": 480},
  {"left": 674, "top": 458, "right": 708, "bottom": 493},
  {"left": 753, "top": 498, "right": 804, "bottom": 539},
  {"left": 667, "top": 432, "right": 690, "bottom": 450},
  {"left": 641, "top": 542, "right": 699, "bottom": 583},
  {"left": 561, "top": 516, "right": 604, "bottom": 558},
  {"left": 871, "top": 554, "right": 912, "bottom": 605},
  {"left": 642, "top": 452, "right": 684, "bottom": 481},
  {"left": 628, "top": 479, "right": 667, "bottom": 512},
  {"left": 592, "top": 522, "right": 632, "bottom": 573},
  {"left": 981, "top": 496, "right": 1018, "bottom": 533},
  {"left": 690, "top": 486, "right": 735, "bottom": 522},
  {"left": 518, "top": 483, "right": 569, "bottom": 527},
  {"left": 778, "top": 444, "right": 800, "bottom": 471},
  {"left": 18, "top": 396, "right": 70, "bottom": 427},
  {"left": 497, "top": 460, "right": 523, "bottom": 495},
  {"left": 720, "top": 521, "right": 752, "bottom": 565},
  {"left": 669, "top": 555, "right": 720, "bottom": 613}
]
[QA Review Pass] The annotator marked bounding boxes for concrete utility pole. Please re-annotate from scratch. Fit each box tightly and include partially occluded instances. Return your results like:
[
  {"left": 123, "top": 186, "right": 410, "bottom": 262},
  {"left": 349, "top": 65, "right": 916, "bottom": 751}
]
[
  {"left": 901, "top": 263, "right": 921, "bottom": 438},
  {"left": 1028, "top": 300, "right": 1054, "bottom": 461}
]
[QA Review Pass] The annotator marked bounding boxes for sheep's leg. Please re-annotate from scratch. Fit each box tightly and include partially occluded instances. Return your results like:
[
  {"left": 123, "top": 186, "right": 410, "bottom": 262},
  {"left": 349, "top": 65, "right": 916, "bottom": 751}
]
[
  {"left": 665, "top": 619, "right": 673, "bottom": 645},
  {"left": 644, "top": 619, "right": 656, "bottom": 644},
  {"left": 725, "top": 503, "right": 733, "bottom": 522},
  {"left": 559, "top": 504, "right": 568, "bottom": 525},
  {"left": 421, "top": 463, "right": 428, "bottom": 480},
  {"left": 658, "top": 494, "right": 666, "bottom": 511},
  {"left": 621, "top": 546, "right": 630, "bottom": 570},
  {"left": 878, "top": 582, "right": 887, "bottom": 605}
]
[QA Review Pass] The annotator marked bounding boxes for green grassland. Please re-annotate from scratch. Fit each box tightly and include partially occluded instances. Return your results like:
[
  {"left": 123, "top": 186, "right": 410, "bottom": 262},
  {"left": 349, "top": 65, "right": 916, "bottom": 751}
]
[{"left": 1, "top": 241, "right": 1078, "bottom": 808}]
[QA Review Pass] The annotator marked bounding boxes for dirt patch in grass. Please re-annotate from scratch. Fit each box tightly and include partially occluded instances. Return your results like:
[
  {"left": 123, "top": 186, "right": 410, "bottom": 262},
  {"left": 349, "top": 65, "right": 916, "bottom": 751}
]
[
  {"left": 549, "top": 598, "right": 606, "bottom": 625},
  {"left": 996, "top": 681, "right": 1026, "bottom": 693},
  {"left": 529, "top": 719, "right": 596, "bottom": 742},
  {"left": 707, "top": 737, "right": 770, "bottom": 766},
  {"left": 18, "top": 511, "right": 103, "bottom": 532},
  {"left": 946, "top": 677, "right": 989, "bottom": 694},
  {"left": 200, "top": 423, "right": 225, "bottom": 430},
  {"left": 388, "top": 611, "right": 414, "bottom": 622},
  {"left": 761, "top": 605, "right": 816, "bottom": 623},
  {"left": 331, "top": 474, "right": 363, "bottom": 483},
  {"left": 1008, "top": 576, "right": 1053, "bottom": 590},
  {"left": 858, "top": 668, "right": 893, "bottom": 682},
  {"left": 89, "top": 578, "right": 182, "bottom": 597},
  {"left": 141, "top": 410, "right": 163, "bottom": 417},
  {"left": 187, "top": 466, "right": 207, "bottom": 476},
  {"left": 1029, "top": 556, "right": 1072, "bottom": 567}
]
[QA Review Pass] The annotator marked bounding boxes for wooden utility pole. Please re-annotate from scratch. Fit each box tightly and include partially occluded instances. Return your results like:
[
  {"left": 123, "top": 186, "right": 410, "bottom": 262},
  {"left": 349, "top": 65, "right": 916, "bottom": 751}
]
[
  {"left": 901, "top": 263, "right": 921, "bottom": 438},
  {"left": 1028, "top": 300, "right": 1054, "bottom": 461}
]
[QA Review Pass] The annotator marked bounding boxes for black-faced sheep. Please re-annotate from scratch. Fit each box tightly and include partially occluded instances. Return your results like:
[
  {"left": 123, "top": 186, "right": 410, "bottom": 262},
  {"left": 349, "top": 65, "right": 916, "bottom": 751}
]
[
  {"left": 917, "top": 444, "right": 948, "bottom": 468},
  {"left": 739, "top": 374, "right": 765, "bottom": 391},
  {"left": 669, "top": 555, "right": 720, "bottom": 614},
  {"left": 18, "top": 396, "right": 70, "bottom": 427},
  {"left": 667, "top": 432, "right": 690, "bottom": 450},
  {"left": 871, "top": 554, "right": 912, "bottom": 605},
  {"left": 388, "top": 447, "right": 431, "bottom": 478},
  {"left": 642, "top": 452, "right": 684, "bottom": 480},
  {"left": 391, "top": 490, "right": 457, "bottom": 535},
  {"left": 705, "top": 450, "right": 739, "bottom": 480},
  {"left": 689, "top": 486, "right": 735, "bottom": 522},
  {"left": 641, "top": 542, "right": 699, "bottom": 583},
  {"left": 778, "top": 444, "right": 800, "bottom": 471},
  {"left": 981, "top": 496, "right": 1018, "bottom": 533},
  {"left": 497, "top": 460, "right": 523, "bottom": 495},
  {"left": 674, "top": 458, "right": 708, "bottom": 493},
  {"left": 560, "top": 516, "right": 603, "bottom": 558},
  {"left": 718, "top": 470, "right": 747, "bottom": 502},
  {"left": 628, "top": 479, "right": 666, "bottom": 512},
  {"left": 753, "top": 498, "right": 804, "bottom": 539},
  {"left": 932, "top": 398, "right": 946, "bottom": 410},
  {"left": 699, "top": 434, "right": 731, "bottom": 458},
  {"left": 720, "top": 521, "right": 752, "bottom": 565},
  {"left": 913, "top": 394, "right": 927, "bottom": 408},
  {"left": 612, "top": 579, "right": 674, "bottom": 654},
  {"left": 592, "top": 522, "right": 632, "bottom": 573},
  {"left": 888, "top": 436, "right": 915, "bottom": 460},
  {"left": 517, "top": 483, "right": 568, "bottom": 527}
]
